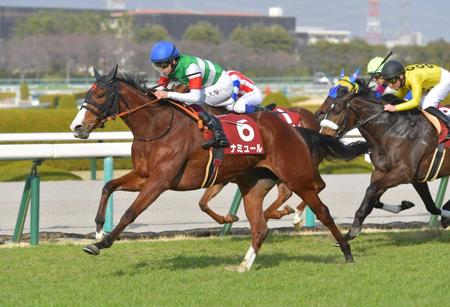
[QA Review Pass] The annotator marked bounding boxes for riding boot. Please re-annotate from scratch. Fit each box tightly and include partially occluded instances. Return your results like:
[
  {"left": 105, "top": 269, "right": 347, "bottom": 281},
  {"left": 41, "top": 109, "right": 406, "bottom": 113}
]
[
  {"left": 244, "top": 104, "right": 276, "bottom": 113},
  {"left": 425, "top": 106, "right": 450, "bottom": 138},
  {"left": 198, "top": 111, "right": 230, "bottom": 149}
]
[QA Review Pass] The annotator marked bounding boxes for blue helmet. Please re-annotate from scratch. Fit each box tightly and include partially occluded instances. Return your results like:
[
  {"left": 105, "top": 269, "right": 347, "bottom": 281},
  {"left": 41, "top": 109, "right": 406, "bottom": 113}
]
[{"left": 149, "top": 41, "right": 180, "bottom": 63}]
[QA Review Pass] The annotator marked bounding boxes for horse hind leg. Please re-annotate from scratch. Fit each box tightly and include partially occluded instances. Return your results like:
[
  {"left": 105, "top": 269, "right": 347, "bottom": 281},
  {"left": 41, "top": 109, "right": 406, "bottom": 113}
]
[
  {"left": 227, "top": 176, "right": 271, "bottom": 272},
  {"left": 263, "top": 182, "right": 294, "bottom": 220},
  {"left": 198, "top": 182, "right": 239, "bottom": 224},
  {"left": 299, "top": 190, "right": 354, "bottom": 263}
]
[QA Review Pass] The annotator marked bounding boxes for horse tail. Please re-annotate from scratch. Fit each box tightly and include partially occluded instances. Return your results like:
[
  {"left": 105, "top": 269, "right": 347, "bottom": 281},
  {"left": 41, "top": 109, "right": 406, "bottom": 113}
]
[{"left": 296, "top": 128, "right": 368, "bottom": 162}]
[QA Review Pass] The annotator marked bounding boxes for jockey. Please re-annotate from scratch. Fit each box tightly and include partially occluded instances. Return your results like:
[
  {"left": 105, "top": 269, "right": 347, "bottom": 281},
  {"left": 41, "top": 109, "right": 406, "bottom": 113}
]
[
  {"left": 214, "top": 70, "right": 263, "bottom": 113},
  {"left": 382, "top": 60, "right": 450, "bottom": 135},
  {"left": 367, "top": 56, "right": 388, "bottom": 98},
  {"left": 149, "top": 40, "right": 232, "bottom": 148}
]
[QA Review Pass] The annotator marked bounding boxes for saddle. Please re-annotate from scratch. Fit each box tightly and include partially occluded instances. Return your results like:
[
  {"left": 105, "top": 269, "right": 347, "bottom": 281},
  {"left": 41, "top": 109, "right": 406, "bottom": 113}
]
[{"left": 420, "top": 108, "right": 450, "bottom": 182}]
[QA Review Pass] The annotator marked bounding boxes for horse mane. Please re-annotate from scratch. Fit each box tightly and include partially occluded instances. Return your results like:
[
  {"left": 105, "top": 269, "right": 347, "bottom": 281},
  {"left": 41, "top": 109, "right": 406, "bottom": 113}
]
[{"left": 117, "top": 72, "right": 149, "bottom": 94}]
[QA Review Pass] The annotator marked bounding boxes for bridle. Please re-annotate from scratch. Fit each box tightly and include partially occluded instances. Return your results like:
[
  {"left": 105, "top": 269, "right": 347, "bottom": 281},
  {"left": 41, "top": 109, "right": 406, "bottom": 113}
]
[
  {"left": 83, "top": 78, "right": 175, "bottom": 141},
  {"left": 323, "top": 92, "right": 384, "bottom": 138}
]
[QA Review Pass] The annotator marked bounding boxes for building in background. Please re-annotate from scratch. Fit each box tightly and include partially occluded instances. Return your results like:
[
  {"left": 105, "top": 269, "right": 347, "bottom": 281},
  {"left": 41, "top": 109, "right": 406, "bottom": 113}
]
[
  {"left": 0, "top": 5, "right": 295, "bottom": 41},
  {"left": 112, "top": 8, "right": 295, "bottom": 40},
  {"left": 295, "top": 27, "right": 351, "bottom": 48}
]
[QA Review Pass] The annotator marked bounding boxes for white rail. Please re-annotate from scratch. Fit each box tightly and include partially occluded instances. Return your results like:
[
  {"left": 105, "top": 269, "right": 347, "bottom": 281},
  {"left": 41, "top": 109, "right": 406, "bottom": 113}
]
[
  {"left": 0, "top": 130, "right": 363, "bottom": 161},
  {"left": 0, "top": 131, "right": 133, "bottom": 142}
]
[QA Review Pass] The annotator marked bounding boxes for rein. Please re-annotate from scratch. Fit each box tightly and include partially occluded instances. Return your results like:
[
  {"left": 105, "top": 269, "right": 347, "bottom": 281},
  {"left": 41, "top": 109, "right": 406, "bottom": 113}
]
[
  {"left": 105, "top": 97, "right": 162, "bottom": 121},
  {"left": 87, "top": 79, "right": 206, "bottom": 142}
]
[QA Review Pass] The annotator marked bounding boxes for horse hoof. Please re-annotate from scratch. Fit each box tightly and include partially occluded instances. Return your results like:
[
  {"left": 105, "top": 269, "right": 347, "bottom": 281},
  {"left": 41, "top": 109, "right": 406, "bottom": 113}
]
[
  {"left": 345, "top": 256, "right": 355, "bottom": 263},
  {"left": 441, "top": 217, "right": 450, "bottom": 229},
  {"left": 83, "top": 244, "right": 100, "bottom": 256},
  {"left": 400, "top": 201, "right": 415, "bottom": 211},
  {"left": 230, "top": 214, "right": 239, "bottom": 222},
  {"left": 293, "top": 221, "right": 303, "bottom": 232},
  {"left": 225, "top": 265, "right": 247, "bottom": 273}
]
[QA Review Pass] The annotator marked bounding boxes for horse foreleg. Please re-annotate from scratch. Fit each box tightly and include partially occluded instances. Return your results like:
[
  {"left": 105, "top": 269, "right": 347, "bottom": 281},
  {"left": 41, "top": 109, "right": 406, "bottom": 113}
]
[
  {"left": 198, "top": 182, "right": 238, "bottom": 224},
  {"left": 263, "top": 182, "right": 293, "bottom": 220},
  {"left": 84, "top": 179, "right": 166, "bottom": 255},
  {"left": 94, "top": 171, "right": 146, "bottom": 240}
]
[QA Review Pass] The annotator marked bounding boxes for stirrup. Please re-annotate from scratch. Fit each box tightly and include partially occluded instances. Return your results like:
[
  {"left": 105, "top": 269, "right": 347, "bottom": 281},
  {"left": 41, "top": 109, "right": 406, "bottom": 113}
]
[{"left": 202, "top": 136, "right": 229, "bottom": 149}]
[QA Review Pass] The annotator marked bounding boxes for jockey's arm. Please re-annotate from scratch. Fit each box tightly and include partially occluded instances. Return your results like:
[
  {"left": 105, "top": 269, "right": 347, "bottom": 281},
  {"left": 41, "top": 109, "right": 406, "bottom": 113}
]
[
  {"left": 393, "top": 76, "right": 423, "bottom": 112},
  {"left": 166, "top": 65, "right": 204, "bottom": 104}
]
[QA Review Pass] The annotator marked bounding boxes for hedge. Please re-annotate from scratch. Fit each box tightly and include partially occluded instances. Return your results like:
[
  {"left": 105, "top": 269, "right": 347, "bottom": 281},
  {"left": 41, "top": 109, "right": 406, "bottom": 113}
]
[
  {"left": 262, "top": 91, "right": 290, "bottom": 107},
  {"left": 0, "top": 92, "right": 15, "bottom": 100}
]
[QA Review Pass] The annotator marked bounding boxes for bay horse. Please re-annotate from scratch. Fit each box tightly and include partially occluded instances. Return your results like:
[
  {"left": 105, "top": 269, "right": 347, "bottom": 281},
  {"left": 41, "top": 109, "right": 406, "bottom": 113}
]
[
  {"left": 71, "top": 65, "right": 364, "bottom": 271},
  {"left": 317, "top": 79, "right": 450, "bottom": 241}
]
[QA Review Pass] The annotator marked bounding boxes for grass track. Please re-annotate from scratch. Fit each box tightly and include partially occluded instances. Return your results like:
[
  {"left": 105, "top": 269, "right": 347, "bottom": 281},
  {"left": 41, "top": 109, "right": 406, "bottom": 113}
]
[{"left": 0, "top": 231, "right": 449, "bottom": 306}]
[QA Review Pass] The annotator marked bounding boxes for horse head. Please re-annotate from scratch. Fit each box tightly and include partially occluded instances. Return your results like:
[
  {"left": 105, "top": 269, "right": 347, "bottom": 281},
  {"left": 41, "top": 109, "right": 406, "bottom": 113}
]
[
  {"left": 70, "top": 65, "right": 156, "bottom": 139},
  {"left": 70, "top": 65, "right": 121, "bottom": 139},
  {"left": 316, "top": 68, "right": 362, "bottom": 137}
]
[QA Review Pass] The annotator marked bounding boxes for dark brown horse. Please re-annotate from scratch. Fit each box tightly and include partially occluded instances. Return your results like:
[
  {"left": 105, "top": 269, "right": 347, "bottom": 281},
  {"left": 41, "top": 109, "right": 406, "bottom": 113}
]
[
  {"left": 198, "top": 106, "right": 321, "bottom": 228},
  {"left": 317, "top": 80, "right": 450, "bottom": 241},
  {"left": 70, "top": 66, "right": 365, "bottom": 271}
]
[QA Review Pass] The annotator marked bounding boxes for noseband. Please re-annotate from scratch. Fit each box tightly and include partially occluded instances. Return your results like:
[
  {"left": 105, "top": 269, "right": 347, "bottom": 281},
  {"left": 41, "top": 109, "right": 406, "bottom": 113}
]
[
  {"left": 83, "top": 78, "right": 121, "bottom": 121},
  {"left": 325, "top": 98, "right": 384, "bottom": 138}
]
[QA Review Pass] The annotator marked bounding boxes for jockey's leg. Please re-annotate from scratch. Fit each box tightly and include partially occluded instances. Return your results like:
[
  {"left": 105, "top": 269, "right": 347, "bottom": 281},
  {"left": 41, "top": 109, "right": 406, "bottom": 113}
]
[
  {"left": 423, "top": 68, "right": 450, "bottom": 136},
  {"left": 200, "top": 71, "right": 233, "bottom": 148},
  {"left": 198, "top": 110, "right": 229, "bottom": 148}
]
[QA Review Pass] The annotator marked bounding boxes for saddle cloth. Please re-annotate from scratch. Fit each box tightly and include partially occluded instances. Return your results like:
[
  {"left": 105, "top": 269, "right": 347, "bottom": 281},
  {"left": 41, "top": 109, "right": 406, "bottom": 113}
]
[
  {"left": 422, "top": 106, "right": 450, "bottom": 148},
  {"left": 218, "top": 114, "right": 264, "bottom": 155},
  {"left": 272, "top": 107, "right": 303, "bottom": 127}
]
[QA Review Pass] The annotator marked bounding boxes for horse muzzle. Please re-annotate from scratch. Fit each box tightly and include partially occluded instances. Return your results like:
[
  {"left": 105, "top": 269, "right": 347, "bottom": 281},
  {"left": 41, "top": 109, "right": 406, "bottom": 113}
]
[{"left": 320, "top": 119, "right": 339, "bottom": 131}]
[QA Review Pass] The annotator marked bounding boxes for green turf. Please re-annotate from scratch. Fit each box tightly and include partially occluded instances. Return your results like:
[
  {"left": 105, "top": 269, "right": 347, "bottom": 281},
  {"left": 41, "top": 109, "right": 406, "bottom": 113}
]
[
  {"left": 0, "top": 160, "right": 81, "bottom": 181},
  {"left": 0, "top": 231, "right": 448, "bottom": 306}
]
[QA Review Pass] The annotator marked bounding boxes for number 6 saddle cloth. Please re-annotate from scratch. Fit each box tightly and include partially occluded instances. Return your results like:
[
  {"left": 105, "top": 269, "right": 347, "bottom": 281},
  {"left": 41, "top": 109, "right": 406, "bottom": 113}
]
[{"left": 201, "top": 107, "right": 303, "bottom": 187}]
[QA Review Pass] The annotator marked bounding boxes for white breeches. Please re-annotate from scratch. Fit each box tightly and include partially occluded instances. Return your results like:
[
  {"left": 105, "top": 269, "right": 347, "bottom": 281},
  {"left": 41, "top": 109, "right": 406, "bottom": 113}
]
[
  {"left": 202, "top": 71, "right": 234, "bottom": 106},
  {"left": 225, "top": 87, "right": 263, "bottom": 113},
  {"left": 422, "top": 68, "right": 450, "bottom": 109}
]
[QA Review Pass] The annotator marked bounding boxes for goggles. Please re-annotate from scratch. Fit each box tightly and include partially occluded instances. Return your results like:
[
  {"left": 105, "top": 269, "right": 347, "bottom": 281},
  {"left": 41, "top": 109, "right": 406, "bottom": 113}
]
[
  {"left": 152, "top": 61, "right": 171, "bottom": 70},
  {"left": 385, "top": 77, "right": 399, "bottom": 84}
]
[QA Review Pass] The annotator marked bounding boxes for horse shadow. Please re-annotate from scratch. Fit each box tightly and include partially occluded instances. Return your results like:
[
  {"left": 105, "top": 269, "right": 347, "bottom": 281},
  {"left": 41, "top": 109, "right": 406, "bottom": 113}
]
[
  {"left": 109, "top": 244, "right": 342, "bottom": 276},
  {"left": 349, "top": 230, "right": 450, "bottom": 256}
]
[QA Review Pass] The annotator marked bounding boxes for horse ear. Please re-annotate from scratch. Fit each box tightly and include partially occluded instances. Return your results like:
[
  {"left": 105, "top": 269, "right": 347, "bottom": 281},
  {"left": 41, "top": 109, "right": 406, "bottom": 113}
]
[
  {"left": 94, "top": 67, "right": 101, "bottom": 81},
  {"left": 350, "top": 67, "right": 361, "bottom": 83},
  {"left": 108, "top": 64, "right": 118, "bottom": 81},
  {"left": 340, "top": 68, "right": 345, "bottom": 78}
]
